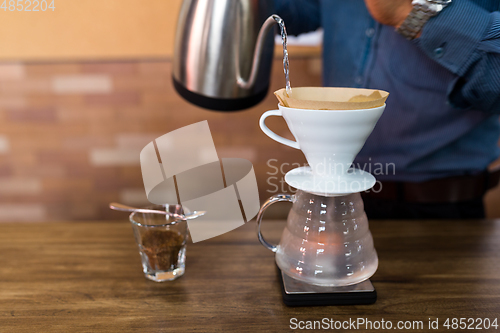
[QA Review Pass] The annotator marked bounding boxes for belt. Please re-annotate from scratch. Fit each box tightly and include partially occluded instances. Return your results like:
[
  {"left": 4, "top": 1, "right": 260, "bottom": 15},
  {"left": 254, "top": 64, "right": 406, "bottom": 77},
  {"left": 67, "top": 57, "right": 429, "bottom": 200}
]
[{"left": 362, "top": 166, "right": 500, "bottom": 204}]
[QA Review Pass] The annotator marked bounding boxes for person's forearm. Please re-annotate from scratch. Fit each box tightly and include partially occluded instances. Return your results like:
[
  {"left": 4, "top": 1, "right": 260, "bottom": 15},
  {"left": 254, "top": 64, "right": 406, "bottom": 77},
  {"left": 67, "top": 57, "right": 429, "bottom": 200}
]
[
  {"left": 365, "top": 0, "right": 500, "bottom": 113},
  {"left": 418, "top": 2, "right": 500, "bottom": 113},
  {"left": 445, "top": 11, "right": 500, "bottom": 114}
]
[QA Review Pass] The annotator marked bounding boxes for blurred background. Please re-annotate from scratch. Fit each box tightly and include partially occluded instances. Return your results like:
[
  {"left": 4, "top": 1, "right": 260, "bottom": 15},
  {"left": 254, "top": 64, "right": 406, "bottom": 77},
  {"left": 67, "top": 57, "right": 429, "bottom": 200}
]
[{"left": 0, "top": 0, "right": 498, "bottom": 221}]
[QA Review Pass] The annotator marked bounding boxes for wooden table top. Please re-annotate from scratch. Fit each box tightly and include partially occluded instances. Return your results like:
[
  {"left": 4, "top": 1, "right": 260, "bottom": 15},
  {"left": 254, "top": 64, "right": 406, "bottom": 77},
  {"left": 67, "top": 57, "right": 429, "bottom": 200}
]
[{"left": 1, "top": 219, "right": 499, "bottom": 332}]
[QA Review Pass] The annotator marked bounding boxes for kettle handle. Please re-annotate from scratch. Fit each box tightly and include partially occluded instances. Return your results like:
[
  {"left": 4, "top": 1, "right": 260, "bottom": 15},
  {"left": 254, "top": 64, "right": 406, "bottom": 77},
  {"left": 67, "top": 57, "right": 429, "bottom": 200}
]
[
  {"left": 256, "top": 194, "right": 294, "bottom": 252},
  {"left": 236, "top": 15, "right": 279, "bottom": 89},
  {"left": 259, "top": 110, "right": 300, "bottom": 149}
]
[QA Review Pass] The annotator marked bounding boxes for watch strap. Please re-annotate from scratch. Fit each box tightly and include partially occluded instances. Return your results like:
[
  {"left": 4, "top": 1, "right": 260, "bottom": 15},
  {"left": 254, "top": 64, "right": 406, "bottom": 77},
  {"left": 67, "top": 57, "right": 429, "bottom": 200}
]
[{"left": 396, "top": 3, "right": 436, "bottom": 40}]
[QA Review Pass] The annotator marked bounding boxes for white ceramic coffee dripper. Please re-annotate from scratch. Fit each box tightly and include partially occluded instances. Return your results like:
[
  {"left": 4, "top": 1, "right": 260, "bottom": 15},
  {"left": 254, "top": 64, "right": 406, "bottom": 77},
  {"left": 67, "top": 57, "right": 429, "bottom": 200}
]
[{"left": 260, "top": 103, "right": 385, "bottom": 195}]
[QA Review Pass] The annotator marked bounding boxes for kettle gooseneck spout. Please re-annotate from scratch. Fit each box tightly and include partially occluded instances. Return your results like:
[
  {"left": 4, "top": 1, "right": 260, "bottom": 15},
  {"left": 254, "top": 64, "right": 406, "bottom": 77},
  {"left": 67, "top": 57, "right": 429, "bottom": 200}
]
[{"left": 237, "top": 15, "right": 284, "bottom": 89}]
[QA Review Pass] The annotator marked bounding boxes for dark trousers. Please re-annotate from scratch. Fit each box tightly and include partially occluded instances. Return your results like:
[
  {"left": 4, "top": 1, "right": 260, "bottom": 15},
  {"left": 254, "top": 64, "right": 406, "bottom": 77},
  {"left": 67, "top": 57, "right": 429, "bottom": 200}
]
[{"left": 361, "top": 196, "right": 485, "bottom": 220}]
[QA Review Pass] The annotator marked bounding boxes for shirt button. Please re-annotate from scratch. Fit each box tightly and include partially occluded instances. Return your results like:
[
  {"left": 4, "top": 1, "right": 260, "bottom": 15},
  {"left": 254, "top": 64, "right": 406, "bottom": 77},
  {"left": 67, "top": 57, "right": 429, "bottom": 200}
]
[
  {"left": 355, "top": 76, "right": 363, "bottom": 85},
  {"left": 434, "top": 47, "right": 445, "bottom": 58},
  {"left": 365, "top": 28, "right": 375, "bottom": 38}
]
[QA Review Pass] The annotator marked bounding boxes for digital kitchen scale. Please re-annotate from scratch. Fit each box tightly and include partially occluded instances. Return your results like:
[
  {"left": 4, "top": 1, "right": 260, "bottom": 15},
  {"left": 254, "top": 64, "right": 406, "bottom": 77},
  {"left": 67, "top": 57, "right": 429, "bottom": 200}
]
[{"left": 277, "top": 266, "right": 377, "bottom": 307}]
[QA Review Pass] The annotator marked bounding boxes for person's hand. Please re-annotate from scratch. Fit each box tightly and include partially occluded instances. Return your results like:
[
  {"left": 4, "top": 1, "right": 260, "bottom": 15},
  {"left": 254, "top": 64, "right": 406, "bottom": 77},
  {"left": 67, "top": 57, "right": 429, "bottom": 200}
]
[{"left": 364, "top": 0, "right": 413, "bottom": 28}]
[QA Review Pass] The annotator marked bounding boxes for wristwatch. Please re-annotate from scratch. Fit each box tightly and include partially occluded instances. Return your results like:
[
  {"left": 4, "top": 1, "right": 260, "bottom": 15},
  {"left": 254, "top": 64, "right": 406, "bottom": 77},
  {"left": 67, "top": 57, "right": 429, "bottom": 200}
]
[{"left": 396, "top": 0, "right": 452, "bottom": 40}]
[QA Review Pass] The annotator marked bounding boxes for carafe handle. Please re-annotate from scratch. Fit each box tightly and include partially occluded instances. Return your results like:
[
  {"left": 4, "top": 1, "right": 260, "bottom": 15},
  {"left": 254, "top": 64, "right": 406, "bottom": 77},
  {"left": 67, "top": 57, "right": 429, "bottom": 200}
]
[{"left": 256, "top": 194, "right": 294, "bottom": 252}]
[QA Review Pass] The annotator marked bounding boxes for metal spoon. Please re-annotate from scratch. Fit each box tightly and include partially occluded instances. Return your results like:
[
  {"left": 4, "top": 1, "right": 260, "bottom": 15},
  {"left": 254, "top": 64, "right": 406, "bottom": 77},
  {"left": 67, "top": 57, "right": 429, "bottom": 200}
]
[{"left": 109, "top": 203, "right": 206, "bottom": 220}]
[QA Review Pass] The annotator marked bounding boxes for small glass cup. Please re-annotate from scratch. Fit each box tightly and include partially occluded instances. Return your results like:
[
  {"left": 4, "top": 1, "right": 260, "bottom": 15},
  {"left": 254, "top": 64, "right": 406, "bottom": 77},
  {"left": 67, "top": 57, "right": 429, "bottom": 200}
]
[{"left": 129, "top": 204, "right": 189, "bottom": 282}]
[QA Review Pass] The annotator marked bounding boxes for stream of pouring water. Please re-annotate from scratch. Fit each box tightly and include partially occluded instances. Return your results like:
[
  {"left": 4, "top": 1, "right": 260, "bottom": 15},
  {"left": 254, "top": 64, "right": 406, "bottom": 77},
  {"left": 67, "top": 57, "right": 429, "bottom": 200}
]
[{"left": 272, "top": 15, "right": 291, "bottom": 97}]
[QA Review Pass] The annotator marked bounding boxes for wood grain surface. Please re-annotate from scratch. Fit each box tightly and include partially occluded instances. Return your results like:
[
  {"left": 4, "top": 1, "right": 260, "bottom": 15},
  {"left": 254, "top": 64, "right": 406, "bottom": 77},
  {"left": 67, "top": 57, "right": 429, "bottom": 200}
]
[{"left": 0, "top": 219, "right": 499, "bottom": 332}]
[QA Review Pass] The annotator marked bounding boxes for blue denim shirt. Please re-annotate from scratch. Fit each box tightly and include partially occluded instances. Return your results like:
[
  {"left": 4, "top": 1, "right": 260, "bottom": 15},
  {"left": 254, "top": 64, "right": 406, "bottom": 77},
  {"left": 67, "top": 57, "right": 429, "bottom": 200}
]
[{"left": 276, "top": 0, "right": 500, "bottom": 181}]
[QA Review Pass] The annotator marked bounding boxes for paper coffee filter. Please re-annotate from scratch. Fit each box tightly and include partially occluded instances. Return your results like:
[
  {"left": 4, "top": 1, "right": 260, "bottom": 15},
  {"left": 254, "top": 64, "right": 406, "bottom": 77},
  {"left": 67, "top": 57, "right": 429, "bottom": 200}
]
[{"left": 274, "top": 87, "right": 389, "bottom": 110}]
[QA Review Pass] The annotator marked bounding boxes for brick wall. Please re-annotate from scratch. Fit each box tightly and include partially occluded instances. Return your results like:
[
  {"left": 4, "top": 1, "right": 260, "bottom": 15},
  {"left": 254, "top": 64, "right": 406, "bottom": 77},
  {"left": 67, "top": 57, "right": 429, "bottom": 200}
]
[{"left": 0, "top": 58, "right": 322, "bottom": 221}]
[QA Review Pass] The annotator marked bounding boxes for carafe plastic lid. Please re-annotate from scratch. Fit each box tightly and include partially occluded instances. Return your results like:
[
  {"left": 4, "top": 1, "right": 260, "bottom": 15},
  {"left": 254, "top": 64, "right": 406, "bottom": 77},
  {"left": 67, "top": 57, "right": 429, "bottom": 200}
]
[{"left": 284, "top": 166, "right": 376, "bottom": 196}]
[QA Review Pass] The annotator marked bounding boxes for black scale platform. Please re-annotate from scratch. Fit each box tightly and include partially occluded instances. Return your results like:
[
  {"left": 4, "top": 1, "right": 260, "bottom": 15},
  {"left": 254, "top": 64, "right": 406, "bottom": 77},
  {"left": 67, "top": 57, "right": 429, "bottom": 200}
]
[{"left": 277, "top": 267, "right": 377, "bottom": 307}]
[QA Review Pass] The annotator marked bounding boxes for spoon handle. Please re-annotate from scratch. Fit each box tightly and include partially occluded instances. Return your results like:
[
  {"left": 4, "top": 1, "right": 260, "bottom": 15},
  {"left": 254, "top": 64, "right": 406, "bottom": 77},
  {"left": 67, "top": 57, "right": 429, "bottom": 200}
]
[
  {"left": 109, "top": 203, "right": 206, "bottom": 220},
  {"left": 110, "top": 203, "right": 168, "bottom": 215}
]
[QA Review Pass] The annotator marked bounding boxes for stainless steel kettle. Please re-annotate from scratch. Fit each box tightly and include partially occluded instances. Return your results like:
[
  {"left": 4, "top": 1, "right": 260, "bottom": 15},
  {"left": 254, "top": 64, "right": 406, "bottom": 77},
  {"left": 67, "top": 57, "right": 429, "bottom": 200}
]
[{"left": 172, "top": 0, "right": 277, "bottom": 111}]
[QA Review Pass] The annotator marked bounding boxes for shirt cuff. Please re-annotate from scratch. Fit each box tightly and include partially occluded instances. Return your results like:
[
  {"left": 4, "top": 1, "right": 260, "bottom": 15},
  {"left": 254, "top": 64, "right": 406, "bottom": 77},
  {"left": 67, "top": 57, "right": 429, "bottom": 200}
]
[
  {"left": 478, "top": 11, "right": 500, "bottom": 53},
  {"left": 417, "top": 0, "right": 492, "bottom": 76}
]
